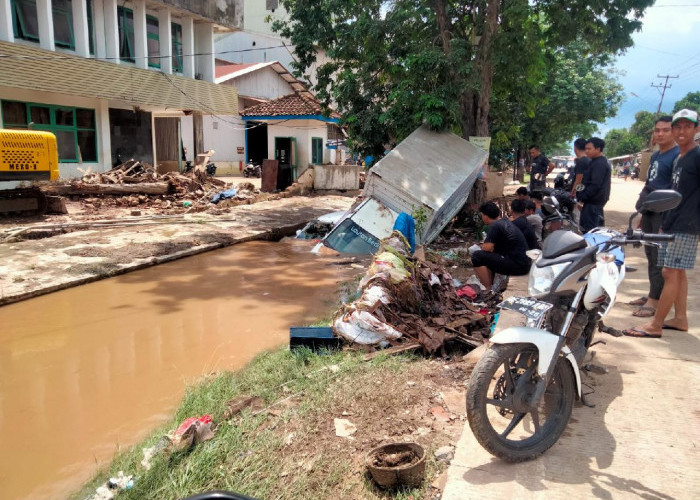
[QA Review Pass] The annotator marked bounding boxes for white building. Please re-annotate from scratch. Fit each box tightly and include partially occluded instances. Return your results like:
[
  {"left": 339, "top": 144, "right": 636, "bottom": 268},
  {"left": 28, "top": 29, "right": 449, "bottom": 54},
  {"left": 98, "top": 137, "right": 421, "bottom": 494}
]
[
  {"left": 214, "top": 0, "right": 330, "bottom": 88},
  {"left": 207, "top": 59, "right": 341, "bottom": 189},
  {"left": 0, "top": 0, "right": 243, "bottom": 179}
]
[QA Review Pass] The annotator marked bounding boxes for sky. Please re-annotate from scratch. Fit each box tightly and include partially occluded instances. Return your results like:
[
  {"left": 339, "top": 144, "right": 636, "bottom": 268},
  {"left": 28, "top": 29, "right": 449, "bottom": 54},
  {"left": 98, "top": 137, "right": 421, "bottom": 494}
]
[{"left": 599, "top": 0, "right": 700, "bottom": 134}]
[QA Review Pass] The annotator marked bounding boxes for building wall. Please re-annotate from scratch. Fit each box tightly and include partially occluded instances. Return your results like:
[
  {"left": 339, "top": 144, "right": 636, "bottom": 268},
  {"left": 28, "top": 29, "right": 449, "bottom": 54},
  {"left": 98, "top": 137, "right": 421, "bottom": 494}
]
[
  {"left": 242, "top": 0, "right": 286, "bottom": 37},
  {"left": 0, "top": 86, "right": 113, "bottom": 179},
  {"left": 266, "top": 119, "right": 328, "bottom": 176},
  {"left": 226, "top": 67, "right": 294, "bottom": 100},
  {"left": 202, "top": 114, "right": 246, "bottom": 172},
  {"left": 214, "top": 31, "right": 330, "bottom": 87},
  {"left": 0, "top": 0, "right": 242, "bottom": 179},
  {"left": 159, "top": 0, "right": 243, "bottom": 29}
]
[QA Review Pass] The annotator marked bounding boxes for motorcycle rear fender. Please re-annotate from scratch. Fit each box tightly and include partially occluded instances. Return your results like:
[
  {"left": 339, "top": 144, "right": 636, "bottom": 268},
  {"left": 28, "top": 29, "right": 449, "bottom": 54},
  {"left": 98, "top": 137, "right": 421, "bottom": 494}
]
[{"left": 490, "top": 326, "right": 582, "bottom": 397}]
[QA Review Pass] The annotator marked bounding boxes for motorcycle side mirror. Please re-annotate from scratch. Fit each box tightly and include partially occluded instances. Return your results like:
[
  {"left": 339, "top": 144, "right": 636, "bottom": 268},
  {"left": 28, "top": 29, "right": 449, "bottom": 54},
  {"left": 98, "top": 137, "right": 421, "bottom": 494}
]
[
  {"left": 543, "top": 195, "right": 560, "bottom": 211},
  {"left": 639, "top": 189, "right": 682, "bottom": 213}
]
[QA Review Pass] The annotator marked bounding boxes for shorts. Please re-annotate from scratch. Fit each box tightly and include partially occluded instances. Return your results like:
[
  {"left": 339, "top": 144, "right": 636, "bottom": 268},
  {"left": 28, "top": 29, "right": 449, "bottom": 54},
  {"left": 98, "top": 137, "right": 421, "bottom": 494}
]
[{"left": 658, "top": 233, "right": 699, "bottom": 270}]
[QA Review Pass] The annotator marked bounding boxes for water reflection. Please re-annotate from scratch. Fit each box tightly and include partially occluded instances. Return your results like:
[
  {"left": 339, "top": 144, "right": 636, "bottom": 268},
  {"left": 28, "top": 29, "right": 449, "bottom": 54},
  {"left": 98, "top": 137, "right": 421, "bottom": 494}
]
[{"left": 0, "top": 240, "right": 361, "bottom": 500}]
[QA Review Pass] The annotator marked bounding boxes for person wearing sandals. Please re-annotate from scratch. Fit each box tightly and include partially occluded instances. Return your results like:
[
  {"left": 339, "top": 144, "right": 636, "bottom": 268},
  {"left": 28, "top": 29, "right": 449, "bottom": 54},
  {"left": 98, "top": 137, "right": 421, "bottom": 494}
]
[
  {"left": 629, "top": 116, "right": 679, "bottom": 318},
  {"left": 626, "top": 109, "right": 700, "bottom": 338}
]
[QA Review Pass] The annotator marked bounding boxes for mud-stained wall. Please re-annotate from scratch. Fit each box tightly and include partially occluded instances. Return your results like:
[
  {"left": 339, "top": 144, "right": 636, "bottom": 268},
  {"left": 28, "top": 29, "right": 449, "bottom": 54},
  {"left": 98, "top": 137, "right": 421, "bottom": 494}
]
[{"left": 160, "top": 0, "right": 243, "bottom": 29}]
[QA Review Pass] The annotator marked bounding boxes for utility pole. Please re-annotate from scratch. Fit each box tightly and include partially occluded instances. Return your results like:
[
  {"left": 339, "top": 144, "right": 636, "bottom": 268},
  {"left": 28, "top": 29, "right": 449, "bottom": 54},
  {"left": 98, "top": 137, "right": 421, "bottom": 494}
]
[{"left": 651, "top": 74, "right": 679, "bottom": 116}]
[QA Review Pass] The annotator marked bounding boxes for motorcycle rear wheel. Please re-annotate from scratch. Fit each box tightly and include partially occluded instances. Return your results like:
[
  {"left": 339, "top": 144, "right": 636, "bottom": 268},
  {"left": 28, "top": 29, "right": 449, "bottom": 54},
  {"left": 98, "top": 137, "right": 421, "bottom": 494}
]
[{"left": 466, "top": 343, "right": 575, "bottom": 462}]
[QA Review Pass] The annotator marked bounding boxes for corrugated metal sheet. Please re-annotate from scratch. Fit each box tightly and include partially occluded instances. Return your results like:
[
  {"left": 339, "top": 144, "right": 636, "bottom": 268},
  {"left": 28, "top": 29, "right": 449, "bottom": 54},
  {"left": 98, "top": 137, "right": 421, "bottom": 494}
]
[
  {"left": 364, "top": 125, "right": 488, "bottom": 244},
  {"left": 0, "top": 41, "right": 238, "bottom": 115}
]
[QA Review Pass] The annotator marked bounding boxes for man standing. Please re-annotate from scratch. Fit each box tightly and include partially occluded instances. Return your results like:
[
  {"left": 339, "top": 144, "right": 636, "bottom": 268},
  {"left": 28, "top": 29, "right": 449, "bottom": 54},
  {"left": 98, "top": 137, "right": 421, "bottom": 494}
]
[
  {"left": 626, "top": 109, "right": 700, "bottom": 338},
  {"left": 528, "top": 146, "right": 555, "bottom": 192},
  {"left": 629, "top": 116, "right": 679, "bottom": 318},
  {"left": 578, "top": 137, "right": 611, "bottom": 232},
  {"left": 570, "top": 138, "right": 590, "bottom": 196},
  {"left": 471, "top": 201, "right": 531, "bottom": 290}
]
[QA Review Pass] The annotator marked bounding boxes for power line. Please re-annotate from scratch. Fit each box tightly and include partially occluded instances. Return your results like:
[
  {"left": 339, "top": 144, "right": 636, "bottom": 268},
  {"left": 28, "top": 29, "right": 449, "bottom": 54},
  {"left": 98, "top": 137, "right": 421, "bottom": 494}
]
[
  {"left": 0, "top": 44, "right": 288, "bottom": 61},
  {"left": 651, "top": 74, "right": 679, "bottom": 116}
]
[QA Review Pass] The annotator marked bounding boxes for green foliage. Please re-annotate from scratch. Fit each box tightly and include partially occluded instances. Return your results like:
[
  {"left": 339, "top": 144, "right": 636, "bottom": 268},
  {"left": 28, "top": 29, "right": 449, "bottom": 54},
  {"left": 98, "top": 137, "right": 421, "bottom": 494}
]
[
  {"left": 604, "top": 110, "right": 654, "bottom": 156},
  {"left": 672, "top": 91, "right": 700, "bottom": 113},
  {"left": 274, "top": 0, "right": 652, "bottom": 161},
  {"left": 411, "top": 205, "right": 429, "bottom": 238}
]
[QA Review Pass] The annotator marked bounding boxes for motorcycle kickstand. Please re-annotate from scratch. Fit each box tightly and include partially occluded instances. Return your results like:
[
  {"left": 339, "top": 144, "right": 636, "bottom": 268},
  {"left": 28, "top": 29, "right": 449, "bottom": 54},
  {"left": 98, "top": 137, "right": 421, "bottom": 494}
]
[{"left": 580, "top": 393, "right": 596, "bottom": 408}]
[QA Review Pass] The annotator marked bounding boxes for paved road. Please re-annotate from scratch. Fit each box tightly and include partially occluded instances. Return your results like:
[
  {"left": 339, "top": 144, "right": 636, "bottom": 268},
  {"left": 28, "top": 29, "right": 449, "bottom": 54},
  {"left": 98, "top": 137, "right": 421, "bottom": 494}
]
[{"left": 444, "top": 178, "right": 700, "bottom": 499}]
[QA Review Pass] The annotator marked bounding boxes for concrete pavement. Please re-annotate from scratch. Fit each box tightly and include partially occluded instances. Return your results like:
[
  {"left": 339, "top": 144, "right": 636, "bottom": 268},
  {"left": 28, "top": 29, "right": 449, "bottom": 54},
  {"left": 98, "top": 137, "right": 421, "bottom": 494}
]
[{"left": 443, "top": 178, "right": 700, "bottom": 499}]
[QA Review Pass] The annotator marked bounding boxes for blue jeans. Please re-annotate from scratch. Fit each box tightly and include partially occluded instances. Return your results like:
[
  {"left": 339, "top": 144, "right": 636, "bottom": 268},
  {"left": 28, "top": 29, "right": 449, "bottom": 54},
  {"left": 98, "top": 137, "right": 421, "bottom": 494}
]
[{"left": 580, "top": 204, "right": 605, "bottom": 233}]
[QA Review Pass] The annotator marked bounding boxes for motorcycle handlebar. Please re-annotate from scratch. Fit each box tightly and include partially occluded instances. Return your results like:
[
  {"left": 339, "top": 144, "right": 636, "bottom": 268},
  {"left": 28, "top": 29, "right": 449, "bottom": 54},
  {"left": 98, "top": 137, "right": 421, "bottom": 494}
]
[{"left": 610, "top": 232, "right": 675, "bottom": 245}]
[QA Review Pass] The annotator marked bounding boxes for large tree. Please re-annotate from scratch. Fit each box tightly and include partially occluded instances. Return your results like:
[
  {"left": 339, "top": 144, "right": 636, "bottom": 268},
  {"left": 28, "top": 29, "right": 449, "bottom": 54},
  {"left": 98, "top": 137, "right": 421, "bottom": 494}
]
[
  {"left": 672, "top": 91, "right": 700, "bottom": 113},
  {"left": 273, "top": 0, "right": 652, "bottom": 158}
]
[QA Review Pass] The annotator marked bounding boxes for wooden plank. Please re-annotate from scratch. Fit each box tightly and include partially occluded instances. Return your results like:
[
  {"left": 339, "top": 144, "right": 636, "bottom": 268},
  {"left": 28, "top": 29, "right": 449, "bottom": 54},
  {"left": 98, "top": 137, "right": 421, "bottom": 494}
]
[
  {"left": 42, "top": 183, "right": 171, "bottom": 196},
  {"left": 363, "top": 342, "right": 421, "bottom": 361}
]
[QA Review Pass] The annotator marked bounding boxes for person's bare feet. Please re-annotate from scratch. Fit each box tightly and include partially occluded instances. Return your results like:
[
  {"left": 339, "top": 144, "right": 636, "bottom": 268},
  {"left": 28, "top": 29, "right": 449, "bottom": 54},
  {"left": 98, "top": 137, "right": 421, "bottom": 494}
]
[{"left": 661, "top": 319, "right": 688, "bottom": 332}]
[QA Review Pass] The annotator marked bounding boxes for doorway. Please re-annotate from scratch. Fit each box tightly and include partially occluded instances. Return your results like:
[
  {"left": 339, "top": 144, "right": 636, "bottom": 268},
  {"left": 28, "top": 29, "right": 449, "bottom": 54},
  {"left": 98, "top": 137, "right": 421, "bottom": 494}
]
[
  {"left": 245, "top": 121, "right": 268, "bottom": 166},
  {"left": 274, "top": 136, "right": 296, "bottom": 190}
]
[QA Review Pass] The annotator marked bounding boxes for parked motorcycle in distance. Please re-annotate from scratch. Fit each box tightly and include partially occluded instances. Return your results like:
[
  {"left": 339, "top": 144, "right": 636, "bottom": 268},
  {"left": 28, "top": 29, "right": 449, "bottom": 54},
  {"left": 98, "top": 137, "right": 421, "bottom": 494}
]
[
  {"left": 465, "top": 189, "right": 681, "bottom": 462},
  {"left": 243, "top": 160, "right": 262, "bottom": 178}
]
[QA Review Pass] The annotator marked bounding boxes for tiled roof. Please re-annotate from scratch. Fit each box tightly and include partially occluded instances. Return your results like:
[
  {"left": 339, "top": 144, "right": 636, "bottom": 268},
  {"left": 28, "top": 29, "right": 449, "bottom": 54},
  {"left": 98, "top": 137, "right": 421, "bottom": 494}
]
[
  {"left": 241, "top": 92, "right": 339, "bottom": 118},
  {"left": 0, "top": 41, "right": 238, "bottom": 114}
]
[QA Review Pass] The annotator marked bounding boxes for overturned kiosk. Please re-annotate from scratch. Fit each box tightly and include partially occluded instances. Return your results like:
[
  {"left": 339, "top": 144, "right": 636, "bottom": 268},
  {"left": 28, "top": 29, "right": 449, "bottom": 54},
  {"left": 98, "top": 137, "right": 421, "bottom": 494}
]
[{"left": 317, "top": 125, "right": 488, "bottom": 254}]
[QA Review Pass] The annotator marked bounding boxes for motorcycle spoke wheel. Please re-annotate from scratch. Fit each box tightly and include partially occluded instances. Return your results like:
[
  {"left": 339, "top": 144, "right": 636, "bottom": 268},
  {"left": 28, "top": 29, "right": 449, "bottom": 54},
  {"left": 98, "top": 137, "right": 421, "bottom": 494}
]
[{"left": 467, "top": 343, "right": 575, "bottom": 462}]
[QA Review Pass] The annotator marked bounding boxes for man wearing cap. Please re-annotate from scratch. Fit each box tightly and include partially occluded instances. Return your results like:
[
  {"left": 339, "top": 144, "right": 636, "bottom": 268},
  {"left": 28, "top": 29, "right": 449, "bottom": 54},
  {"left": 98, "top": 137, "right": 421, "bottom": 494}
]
[
  {"left": 626, "top": 109, "right": 700, "bottom": 338},
  {"left": 527, "top": 146, "right": 555, "bottom": 192}
]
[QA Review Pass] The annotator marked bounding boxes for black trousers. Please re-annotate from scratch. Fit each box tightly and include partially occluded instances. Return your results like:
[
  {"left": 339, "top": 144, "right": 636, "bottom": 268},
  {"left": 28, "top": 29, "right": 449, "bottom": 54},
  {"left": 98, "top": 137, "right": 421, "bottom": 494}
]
[
  {"left": 471, "top": 250, "right": 531, "bottom": 276},
  {"left": 641, "top": 212, "right": 665, "bottom": 300}
]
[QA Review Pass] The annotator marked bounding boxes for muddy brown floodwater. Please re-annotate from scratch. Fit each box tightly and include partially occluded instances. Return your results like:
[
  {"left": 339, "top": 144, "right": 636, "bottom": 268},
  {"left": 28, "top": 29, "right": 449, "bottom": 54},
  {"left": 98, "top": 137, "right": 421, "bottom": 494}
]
[{"left": 0, "top": 239, "right": 363, "bottom": 500}]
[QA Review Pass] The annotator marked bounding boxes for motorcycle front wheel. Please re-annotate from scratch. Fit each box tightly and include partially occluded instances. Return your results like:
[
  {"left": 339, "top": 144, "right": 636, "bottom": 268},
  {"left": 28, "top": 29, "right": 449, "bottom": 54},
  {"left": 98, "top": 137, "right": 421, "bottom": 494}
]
[{"left": 466, "top": 343, "right": 575, "bottom": 462}]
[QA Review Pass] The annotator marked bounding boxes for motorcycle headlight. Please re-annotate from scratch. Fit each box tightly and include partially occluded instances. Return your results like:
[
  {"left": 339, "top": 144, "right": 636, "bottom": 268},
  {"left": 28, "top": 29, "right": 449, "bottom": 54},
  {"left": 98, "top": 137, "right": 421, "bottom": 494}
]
[{"left": 528, "top": 262, "right": 569, "bottom": 296}]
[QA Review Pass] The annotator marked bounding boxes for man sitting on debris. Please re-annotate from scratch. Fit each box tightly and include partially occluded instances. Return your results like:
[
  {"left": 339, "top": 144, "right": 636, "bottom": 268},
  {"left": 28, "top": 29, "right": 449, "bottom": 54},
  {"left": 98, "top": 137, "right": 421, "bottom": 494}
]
[
  {"left": 516, "top": 186, "right": 529, "bottom": 200},
  {"left": 471, "top": 201, "right": 532, "bottom": 290},
  {"left": 510, "top": 199, "right": 540, "bottom": 250}
]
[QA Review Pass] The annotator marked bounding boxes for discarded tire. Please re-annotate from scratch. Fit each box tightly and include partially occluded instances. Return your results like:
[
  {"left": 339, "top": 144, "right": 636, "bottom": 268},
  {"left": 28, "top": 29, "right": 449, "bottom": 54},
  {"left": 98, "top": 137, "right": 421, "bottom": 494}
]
[{"left": 366, "top": 442, "right": 425, "bottom": 489}]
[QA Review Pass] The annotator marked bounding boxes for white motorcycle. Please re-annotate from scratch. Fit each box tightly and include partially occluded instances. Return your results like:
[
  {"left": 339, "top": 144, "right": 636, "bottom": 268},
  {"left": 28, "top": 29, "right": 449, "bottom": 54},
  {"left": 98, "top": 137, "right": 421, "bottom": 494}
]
[{"left": 466, "top": 190, "right": 681, "bottom": 461}]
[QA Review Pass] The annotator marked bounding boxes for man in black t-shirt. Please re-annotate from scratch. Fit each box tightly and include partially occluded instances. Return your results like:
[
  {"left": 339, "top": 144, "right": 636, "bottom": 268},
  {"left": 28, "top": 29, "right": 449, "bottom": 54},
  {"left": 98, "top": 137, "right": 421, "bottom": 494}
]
[
  {"left": 571, "top": 138, "right": 590, "bottom": 197},
  {"left": 528, "top": 146, "right": 555, "bottom": 192},
  {"left": 510, "top": 199, "right": 540, "bottom": 250},
  {"left": 578, "top": 137, "right": 611, "bottom": 232},
  {"left": 472, "top": 201, "right": 531, "bottom": 290},
  {"left": 626, "top": 109, "right": 700, "bottom": 339}
]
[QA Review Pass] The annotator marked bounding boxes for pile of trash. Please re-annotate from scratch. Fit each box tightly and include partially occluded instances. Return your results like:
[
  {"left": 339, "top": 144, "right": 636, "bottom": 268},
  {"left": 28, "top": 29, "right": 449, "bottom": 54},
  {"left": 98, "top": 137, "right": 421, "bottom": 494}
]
[
  {"left": 332, "top": 231, "right": 498, "bottom": 353},
  {"left": 81, "top": 160, "right": 161, "bottom": 185}
]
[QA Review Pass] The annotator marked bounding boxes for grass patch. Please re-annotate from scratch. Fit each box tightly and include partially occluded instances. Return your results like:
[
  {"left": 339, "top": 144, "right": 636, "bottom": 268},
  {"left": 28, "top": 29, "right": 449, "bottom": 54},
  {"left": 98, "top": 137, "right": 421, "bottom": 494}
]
[{"left": 73, "top": 349, "right": 463, "bottom": 500}]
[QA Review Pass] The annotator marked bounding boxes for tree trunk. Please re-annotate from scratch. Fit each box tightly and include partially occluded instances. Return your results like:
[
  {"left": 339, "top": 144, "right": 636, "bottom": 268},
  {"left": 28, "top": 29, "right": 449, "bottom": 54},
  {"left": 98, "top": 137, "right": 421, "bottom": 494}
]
[{"left": 472, "top": 0, "right": 501, "bottom": 136}]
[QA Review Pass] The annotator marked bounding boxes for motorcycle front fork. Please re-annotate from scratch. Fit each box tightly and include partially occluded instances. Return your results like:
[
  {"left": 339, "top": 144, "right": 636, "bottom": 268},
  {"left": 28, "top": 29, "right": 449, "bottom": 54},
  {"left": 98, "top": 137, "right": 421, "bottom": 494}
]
[{"left": 528, "top": 287, "right": 586, "bottom": 408}]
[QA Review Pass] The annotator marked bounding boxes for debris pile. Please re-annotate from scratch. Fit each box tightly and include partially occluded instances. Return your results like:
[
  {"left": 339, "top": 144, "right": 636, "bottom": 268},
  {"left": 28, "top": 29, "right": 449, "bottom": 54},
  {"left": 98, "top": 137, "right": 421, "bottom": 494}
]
[
  {"left": 333, "top": 231, "right": 499, "bottom": 353},
  {"left": 41, "top": 159, "right": 273, "bottom": 214}
]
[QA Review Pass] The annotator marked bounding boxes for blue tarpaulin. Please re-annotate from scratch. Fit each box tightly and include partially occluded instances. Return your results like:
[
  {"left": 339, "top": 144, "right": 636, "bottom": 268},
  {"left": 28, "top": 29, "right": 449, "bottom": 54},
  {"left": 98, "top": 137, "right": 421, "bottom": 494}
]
[{"left": 210, "top": 189, "right": 237, "bottom": 204}]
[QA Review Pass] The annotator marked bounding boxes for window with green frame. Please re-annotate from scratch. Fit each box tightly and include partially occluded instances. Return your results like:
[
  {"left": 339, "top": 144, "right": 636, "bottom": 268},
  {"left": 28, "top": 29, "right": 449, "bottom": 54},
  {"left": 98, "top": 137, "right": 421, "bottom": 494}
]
[
  {"left": 1, "top": 100, "right": 98, "bottom": 163},
  {"left": 311, "top": 137, "right": 323, "bottom": 164},
  {"left": 146, "top": 15, "right": 160, "bottom": 68},
  {"left": 11, "top": 0, "right": 75, "bottom": 48},
  {"left": 87, "top": 0, "right": 95, "bottom": 55},
  {"left": 117, "top": 6, "right": 135, "bottom": 63},
  {"left": 171, "top": 22, "right": 183, "bottom": 73},
  {"left": 52, "top": 0, "right": 74, "bottom": 49},
  {"left": 12, "top": 0, "right": 40, "bottom": 42}
]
